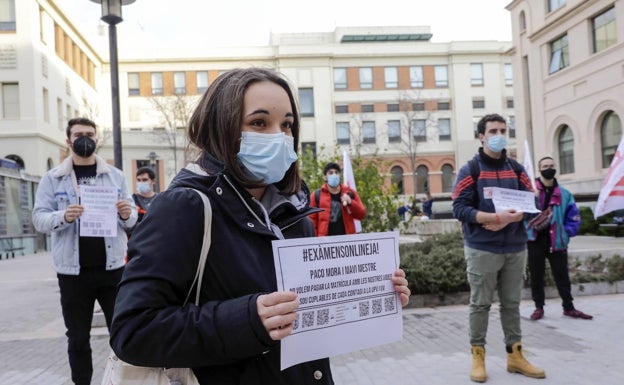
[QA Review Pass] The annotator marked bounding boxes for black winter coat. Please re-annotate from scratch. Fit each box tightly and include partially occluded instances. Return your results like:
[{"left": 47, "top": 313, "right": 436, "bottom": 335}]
[{"left": 110, "top": 162, "right": 333, "bottom": 385}]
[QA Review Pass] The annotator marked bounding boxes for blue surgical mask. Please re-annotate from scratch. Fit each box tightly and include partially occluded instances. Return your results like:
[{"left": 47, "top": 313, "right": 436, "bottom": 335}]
[
  {"left": 237, "top": 132, "right": 298, "bottom": 184},
  {"left": 486, "top": 134, "right": 507, "bottom": 153},
  {"left": 136, "top": 182, "right": 151, "bottom": 194},
  {"left": 327, "top": 174, "right": 340, "bottom": 188}
]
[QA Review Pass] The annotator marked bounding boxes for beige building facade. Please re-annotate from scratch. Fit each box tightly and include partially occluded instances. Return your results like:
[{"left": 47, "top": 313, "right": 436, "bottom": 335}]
[
  {"left": 1, "top": 0, "right": 515, "bottom": 200},
  {"left": 507, "top": 0, "right": 624, "bottom": 198}
]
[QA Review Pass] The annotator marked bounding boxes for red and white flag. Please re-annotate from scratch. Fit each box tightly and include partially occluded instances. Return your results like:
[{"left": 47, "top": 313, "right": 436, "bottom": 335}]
[
  {"left": 523, "top": 140, "right": 537, "bottom": 191},
  {"left": 342, "top": 149, "right": 362, "bottom": 233},
  {"left": 594, "top": 136, "right": 624, "bottom": 218}
]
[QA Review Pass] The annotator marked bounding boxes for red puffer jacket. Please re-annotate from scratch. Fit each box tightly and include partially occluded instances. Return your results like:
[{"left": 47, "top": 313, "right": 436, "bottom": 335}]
[{"left": 309, "top": 183, "right": 366, "bottom": 236}]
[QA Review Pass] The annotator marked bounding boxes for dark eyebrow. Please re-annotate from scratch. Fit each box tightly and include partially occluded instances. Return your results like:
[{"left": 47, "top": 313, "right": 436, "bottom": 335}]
[{"left": 245, "top": 109, "right": 295, "bottom": 119}]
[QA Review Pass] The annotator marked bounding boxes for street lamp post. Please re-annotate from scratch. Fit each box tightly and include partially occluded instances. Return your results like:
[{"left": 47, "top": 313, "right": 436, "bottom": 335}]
[
  {"left": 147, "top": 151, "right": 158, "bottom": 169},
  {"left": 90, "top": 0, "right": 136, "bottom": 170},
  {"left": 146, "top": 151, "right": 159, "bottom": 192}
]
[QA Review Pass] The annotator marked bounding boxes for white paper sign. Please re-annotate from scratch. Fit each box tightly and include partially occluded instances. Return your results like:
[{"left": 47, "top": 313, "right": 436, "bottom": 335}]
[
  {"left": 272, "top": 231, "right": 403, "bottom": 370},
  {"left": 79, "top": 185, "right": 118, "bottom": 237},
  {"left": 490, "top": 186, "right": 540, "bottom": 213}
]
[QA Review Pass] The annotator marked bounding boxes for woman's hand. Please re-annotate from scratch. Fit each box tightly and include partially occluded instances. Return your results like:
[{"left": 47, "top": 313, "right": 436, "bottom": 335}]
[
  {"left": 391, "top": 269, "right": 411, "bottom": 307},
  {"left": 257, "top": 291, "right": 299, "bottom": 340}
]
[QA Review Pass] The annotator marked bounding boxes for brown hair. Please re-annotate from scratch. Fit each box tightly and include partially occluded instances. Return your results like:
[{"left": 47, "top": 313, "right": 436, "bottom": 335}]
[
  {"left": 187, "top": 68, "right": 302, "bottom": 195},
  {"left": 477, "top": 113, "right": 506, "bottom": 135},
  {"left": 66, "top": 117, "right": 96, "bottom": 138}
]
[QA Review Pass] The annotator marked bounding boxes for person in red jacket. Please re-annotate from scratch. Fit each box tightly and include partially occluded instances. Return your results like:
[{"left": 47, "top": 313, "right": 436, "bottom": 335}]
[{"left": 309, "top": 162, "right": 366, "bottom": 236}]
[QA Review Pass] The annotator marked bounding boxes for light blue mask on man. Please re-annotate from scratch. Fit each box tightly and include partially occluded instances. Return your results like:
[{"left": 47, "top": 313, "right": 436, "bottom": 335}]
[
  {"left": 327, "top": 174, "right": 341, "bottom": 188},
  {"left": 136, "top": 182, "right": 151, "bottom": 194},
  {"left": 237, "top": 132, "right": 298, "bottom": 184},
  {"left": 486, "top": 134, "right": 507, "bottom": 153}
]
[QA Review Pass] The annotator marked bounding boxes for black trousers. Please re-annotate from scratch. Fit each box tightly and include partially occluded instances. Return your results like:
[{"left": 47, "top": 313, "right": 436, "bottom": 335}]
[
  {"left": 527, "top": 235, "right": 574, "bottom": 311},
  {"left": 57, "top": 267, "right": 123, "bottom": 385}
]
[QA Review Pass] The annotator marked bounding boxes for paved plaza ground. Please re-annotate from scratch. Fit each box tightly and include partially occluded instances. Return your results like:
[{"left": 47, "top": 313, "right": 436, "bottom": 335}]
[{"left": 1, "top": 236, "right": 623, "bottom": 384}]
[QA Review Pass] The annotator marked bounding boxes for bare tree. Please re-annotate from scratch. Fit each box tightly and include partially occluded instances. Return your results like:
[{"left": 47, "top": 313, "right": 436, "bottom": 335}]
[
  {"left": 347, "top": 112, "right": 368, "bottom": 158},
  {"left": 394, "top": 91, "right": 433, "bottom": 195},
  {"left": 149, "top": 94, "right": 199, "bottom": 173}
]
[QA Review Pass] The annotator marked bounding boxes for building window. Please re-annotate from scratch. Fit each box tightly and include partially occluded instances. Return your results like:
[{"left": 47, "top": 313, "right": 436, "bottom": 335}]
[
  {"left": 42, "top": 88, "right": 49, "bottom": 123},
  {"left": 335, "top": 105, "right": 348, "bottom": 114},
  {"left": 412, "top": 119, "right": 427, "bottom": 142},
  {"left": 57, "top": 97, "right": 63, "bottom": 130},
  {"left": 298, "top": 88, "right": 314, "bottom": 117},
  {"left": 362, "top": 121, "right": 376, "bottom": 143},
  {"left": 593, "top": 7, "right": 616, "bottom": 53},
  {"left": 410, "top": 66, "right": 423, "bottom": 88},
  {"left": 601, "top": 111, "right": 622, "bottom": 168},
  {"left": 359, "top": 67, "right": 372, "bottom": 89},
  {"left": 151, "top": 72, "right": 163, "bottom": 95},
  {"left": 416, "top": 165, "right": 429, "bottom": 194},
  {"left": 391, "top": 166, "right": 404, "bottom": 194},
  {"left": 0, "top": 0, "right": 16, "bottom": 31},
  {"left": 549, "top": 34, "right": 569, "bottom": 74},
  {"left": 442, "top": 164, "right": 455, "bottom": 193},
  {"left": 434, "top": 65, "right": 448, "bottom": 87},
  {"left": 2, "top": 83, "right": 19, "bottom": 118},
  {"left": 387, "top": 103, "right": 399, "bottom": 112},
  {"left": 473, "top": 117, "right": 481, "bottom": 138},
  {"left": 506, "top": 98, "right": 514, "bottom": 108},
  {"left": 334, "top": 68, "right": 347, "bottom": 90},
  {"left": 470, "top": 63, "right": 484, "bottom": 86},
  {"left": 508, "top": 116, "right": 516, "bottom": 138},
  {"left": 128, "top": 73, "right": 139, "bottom": 96},
  {"left": 361, "top": 104, "right": 374, "bottom": 113},
  {"left": 548, "top": 0, "right": 565, "bottom": 12},
  {"left": 388, "top": 120, "right": 401, "bottom": 143},
  {"left": 196, "top": 71, "right": 208, "bottom": 93},
  {"left": 504, "top": 63, "right": 513, "bottom": 85},
  {"left": 520, "top": 11, "right": 526, "bottom": 32},
  {"left": 558, "top": 125, "right": 574, "bottom": 174},
  {"left": 472, "top": 99, "right": 485, "bottom": 109},
  {"left": 384, "top": 67, "right": 398, "bottom": 88},
  {"left": 336, "top": 122, "right": 350, "bottom": 144},
  {"left": 438, "top": 118, "right": 451, "bottom": 141},
  {"left": 413, "top": 102, "right": 425, "bottom": 111},
  {"left": 438, "top": 101, "right": 450, "bottom": 110},
  {"left": 174, "top": 72, "right": 186, "bottom": 94}
]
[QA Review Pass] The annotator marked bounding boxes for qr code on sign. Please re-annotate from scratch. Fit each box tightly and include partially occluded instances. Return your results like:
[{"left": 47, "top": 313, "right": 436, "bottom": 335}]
[
  {"left": 358, "top": 301, "right": 370, "bottom": 317},
  {"left": 316, "top": 308, "right": 329, "bottom": 325},
  {"left": 372, "top": 298, "right": 382, "bottom": 314},
  {"left": 302, "top": 311, "right": 314, "bottom": 328},
  {"left": 384, "top": 295, "right": 396, "bottom": 312},
  {"left": 293, "top": 314, "right": 299, "bottom": 330}
]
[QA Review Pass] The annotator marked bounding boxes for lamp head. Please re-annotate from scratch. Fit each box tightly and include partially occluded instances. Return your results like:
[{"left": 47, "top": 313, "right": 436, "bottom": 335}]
[{"left": 90, "top": 0, "right": 136, "bottom": 25}]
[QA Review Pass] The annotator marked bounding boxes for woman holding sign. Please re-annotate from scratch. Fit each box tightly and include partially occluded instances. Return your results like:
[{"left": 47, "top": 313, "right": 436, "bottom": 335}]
[{"left": 109, "top": 68, "right": 411, "bottom": 384}]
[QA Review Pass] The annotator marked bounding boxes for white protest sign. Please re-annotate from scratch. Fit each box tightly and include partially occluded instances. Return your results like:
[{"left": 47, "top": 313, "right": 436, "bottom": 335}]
[
  {"left": 489, "top": 186, "right": 540, "bottom": 213},
  {"left": 272, "top": 231, "right": 402, "bottom": 370},
  {"left": 79, "top": 185, "right": 118, "bottom": 237}
]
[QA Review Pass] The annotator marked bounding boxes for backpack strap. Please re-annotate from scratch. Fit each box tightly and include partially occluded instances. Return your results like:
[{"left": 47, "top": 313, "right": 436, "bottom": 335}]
[
  {"left": 468, "top": 158, "right": 480, "bottom": 184},
  {"left": 313, "top": 189, "right": 321, "bottom": 207}
]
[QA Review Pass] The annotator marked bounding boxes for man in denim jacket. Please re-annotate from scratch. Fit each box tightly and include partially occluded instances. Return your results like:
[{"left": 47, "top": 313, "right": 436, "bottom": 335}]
[
  {"left": 32, "top": 118, "right": 137, "bottom": 385},
  {"left": 526, "top": 156, "right": 591, "bottom": 321}
]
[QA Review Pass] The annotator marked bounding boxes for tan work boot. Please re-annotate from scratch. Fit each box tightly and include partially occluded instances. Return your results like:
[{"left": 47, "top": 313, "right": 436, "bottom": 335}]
[
  {"left": 470, "top": 345, "right": 487, "bottom": 382},
  {"left": 507, "top": 342, "right": 546, "bottom": 378}
]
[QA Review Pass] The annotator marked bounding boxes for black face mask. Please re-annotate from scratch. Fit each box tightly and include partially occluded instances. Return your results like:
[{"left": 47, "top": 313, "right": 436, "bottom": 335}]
[
  {"left": 72, "top": 136, "right": 97, "bottom": 158},
  {"left": 540, "top": 168, "right": 556, "bottom": 180}
]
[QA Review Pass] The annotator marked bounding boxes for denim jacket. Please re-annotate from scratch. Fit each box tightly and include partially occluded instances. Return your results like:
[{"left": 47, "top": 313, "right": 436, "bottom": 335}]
[{"left": 32, "top": 155, "right": 137, "bottom": 275}]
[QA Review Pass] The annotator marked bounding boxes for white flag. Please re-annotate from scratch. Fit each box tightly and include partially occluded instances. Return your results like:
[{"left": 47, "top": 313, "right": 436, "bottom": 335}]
[
  {"left": 594, "top": 136, "right": 624, "bottom": 218},
  {"left": 342, "top": 149, "right": 362, "bottom": 233},
  {"left": 523, "top": 140, "right": 537, "bottom": 191}
]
